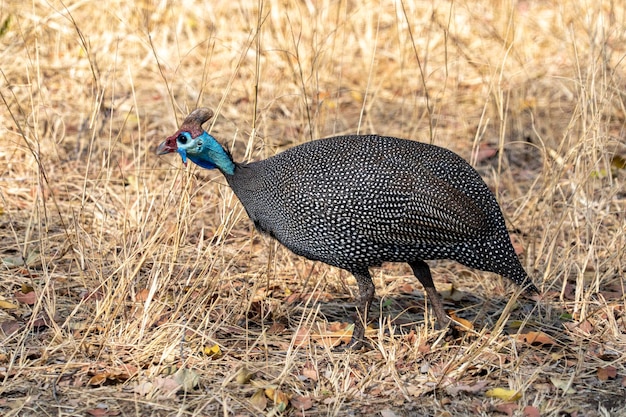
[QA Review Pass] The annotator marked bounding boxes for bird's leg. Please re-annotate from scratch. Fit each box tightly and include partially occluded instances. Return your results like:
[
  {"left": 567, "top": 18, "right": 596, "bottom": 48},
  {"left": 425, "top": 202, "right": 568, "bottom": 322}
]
[
  {"left": 346, "top": 268, "right": 375, "bottom": 350},
  {"left": 409, "top": 260, "right": 450, "bottom": 328}
]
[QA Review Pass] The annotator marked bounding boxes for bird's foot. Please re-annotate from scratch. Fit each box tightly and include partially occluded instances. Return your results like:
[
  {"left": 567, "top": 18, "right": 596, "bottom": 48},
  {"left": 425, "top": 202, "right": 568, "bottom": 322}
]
[{"left": 334, "top": 336, "right": 372, "bottom": 352}]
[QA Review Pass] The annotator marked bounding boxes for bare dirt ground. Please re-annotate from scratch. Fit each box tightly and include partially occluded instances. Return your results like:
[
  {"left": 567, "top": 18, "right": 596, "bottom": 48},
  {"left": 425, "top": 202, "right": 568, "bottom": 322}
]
[{"left": 1, "top": 0, "right": 625, "bottom": 415}]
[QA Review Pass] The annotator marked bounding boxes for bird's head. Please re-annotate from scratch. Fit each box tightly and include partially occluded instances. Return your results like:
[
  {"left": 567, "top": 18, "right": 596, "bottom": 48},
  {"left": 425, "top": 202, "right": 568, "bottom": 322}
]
[{"left": 156, "top": 108, "right": 235, "bottom": 175}]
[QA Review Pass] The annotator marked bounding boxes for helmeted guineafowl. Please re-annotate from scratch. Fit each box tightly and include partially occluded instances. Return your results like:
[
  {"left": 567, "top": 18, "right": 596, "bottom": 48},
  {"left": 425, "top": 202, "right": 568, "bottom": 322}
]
[{"left": 156, "top": 108, "right": 539, "bottom": 348}]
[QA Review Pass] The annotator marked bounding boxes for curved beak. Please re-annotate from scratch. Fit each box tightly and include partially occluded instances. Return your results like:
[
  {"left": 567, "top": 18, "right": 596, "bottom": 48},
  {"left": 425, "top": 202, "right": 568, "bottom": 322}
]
[{"left": 156, "top": 136, "right": 177, "bottom": 155}]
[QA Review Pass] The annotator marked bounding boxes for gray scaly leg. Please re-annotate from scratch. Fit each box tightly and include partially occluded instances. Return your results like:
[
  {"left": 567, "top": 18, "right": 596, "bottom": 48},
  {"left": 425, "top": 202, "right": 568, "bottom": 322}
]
[
  {"left": 409, "top": 260, "right": 450, "bottom": 328},
  {"left": 347, "top": 268, "right": 375, "bottom": 349}
]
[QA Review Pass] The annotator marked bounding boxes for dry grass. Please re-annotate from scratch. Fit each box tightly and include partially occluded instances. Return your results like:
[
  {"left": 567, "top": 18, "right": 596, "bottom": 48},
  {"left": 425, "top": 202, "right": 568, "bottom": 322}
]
[{"left": 1, "top": 0, "right": 625, "bottom": 415}]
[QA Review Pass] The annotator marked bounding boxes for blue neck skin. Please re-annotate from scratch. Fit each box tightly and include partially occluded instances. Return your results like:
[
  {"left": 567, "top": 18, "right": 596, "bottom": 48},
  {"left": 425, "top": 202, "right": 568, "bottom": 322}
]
[{"left": 178, "top": 132, "right": 235, "bottom": 175}]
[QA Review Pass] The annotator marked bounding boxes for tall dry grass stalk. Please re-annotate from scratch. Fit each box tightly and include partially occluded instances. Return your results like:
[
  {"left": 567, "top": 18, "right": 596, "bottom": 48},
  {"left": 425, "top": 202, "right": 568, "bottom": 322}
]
[{"left": 0, "top": 0, "right": 624, "bottom": 415}]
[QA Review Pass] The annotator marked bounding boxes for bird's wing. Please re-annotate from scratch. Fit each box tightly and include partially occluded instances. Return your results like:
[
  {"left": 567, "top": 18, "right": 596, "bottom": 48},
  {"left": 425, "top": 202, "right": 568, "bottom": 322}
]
[{"left": 358, "top": 169, "right": 489, "bottom": 246}]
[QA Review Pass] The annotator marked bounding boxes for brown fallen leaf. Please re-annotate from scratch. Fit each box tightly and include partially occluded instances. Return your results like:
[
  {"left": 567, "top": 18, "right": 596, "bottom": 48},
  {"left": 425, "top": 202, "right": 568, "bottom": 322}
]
[
  {"left": 517, "top": 331, "right": 556, "bottom": 346},
  {"left": 403, "top": 329, "right": 417, "bottom": 344},
  {"left": 31, "top": 316, "right": 52, "bottom": 329},
  {"left": 578, "top": 319, "right": 594, "bottom": 333},
  {"left": 265, "top": 387, "right": 290, "bottom": 411},
  {"left": 523, "top": 405, "right": 541, "bottom": 417},
  {"left": 474, "top": 143, "right": 498, "bottom": 163},
  {"left": 598, "top": 290, "right": 623, "bottom": 301},
  {"left": 86, "top": 407, "right": 120, "bottom": 416},
  {"left": 82, "top": 290, "right": 104, "bottom": 302},
  {"left": 88, "top": 372, "right": 110, "bottom": 386},
  {"left": 494, "top": 403, "right": 518, "bottom": 416},
  {"left": 300, "top": 362, "right": 318, "bottom": 381},
  {"left": 510, "top": 234, "right": 525, "bottom": 255},
  {"left": 418, "top": 342, "right": 431, "bottom": 353},
  {"left": 328, "top": 321, "right": 349, "bottom": 332},
  {"left": 88, "top": 365, "right": 138, "bottom": 386},
  {"left": 1, "top": 320, "right": 22, "bottom": 336},
  {"left": 293, "top": 326, "right": 311, "bottom": 347},
  {"left": 597, "top": 366, "right": 617, "bottom": 381},
  {"left": 290, "top": 395, "right": 313, "bottom": 411},
  {"left": 250, "top": 388, "right": 267, "bottom": 411},
  {"left": 14, "top": 288, "right": 36, "bottom": 305},
  {"left": 449, "top": 311, "right": 474, "bottom": 331},
  {"left": 267, "top": 322, "right": 286, "bottom": 334},
  {"left": 153, "top": 376, "right": 182, "bottom": 396},
  {"left": 135, "top": 288, "right": 150, "bottom": 302},
  {"left": 562, "top": 282, "right": 576, "bottom": 300}
]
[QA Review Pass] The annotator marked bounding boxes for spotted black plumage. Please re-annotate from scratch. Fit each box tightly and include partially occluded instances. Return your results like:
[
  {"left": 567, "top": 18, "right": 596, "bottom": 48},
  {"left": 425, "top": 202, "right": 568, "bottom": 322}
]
[{"left": 157, "top": 108, "right": 540, "bottom": 348}]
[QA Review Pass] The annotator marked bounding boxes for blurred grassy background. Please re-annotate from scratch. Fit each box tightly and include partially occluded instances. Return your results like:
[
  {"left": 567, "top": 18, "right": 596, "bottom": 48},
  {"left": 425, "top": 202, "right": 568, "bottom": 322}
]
[{"left": 0, "top": 0, "right": 624, "bottom": 415}]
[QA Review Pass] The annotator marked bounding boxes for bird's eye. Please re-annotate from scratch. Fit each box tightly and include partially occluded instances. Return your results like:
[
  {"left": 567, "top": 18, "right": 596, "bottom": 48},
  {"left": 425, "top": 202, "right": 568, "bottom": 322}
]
[{"left": 177, "top": 134, "right": 188, "bottom": 145}]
